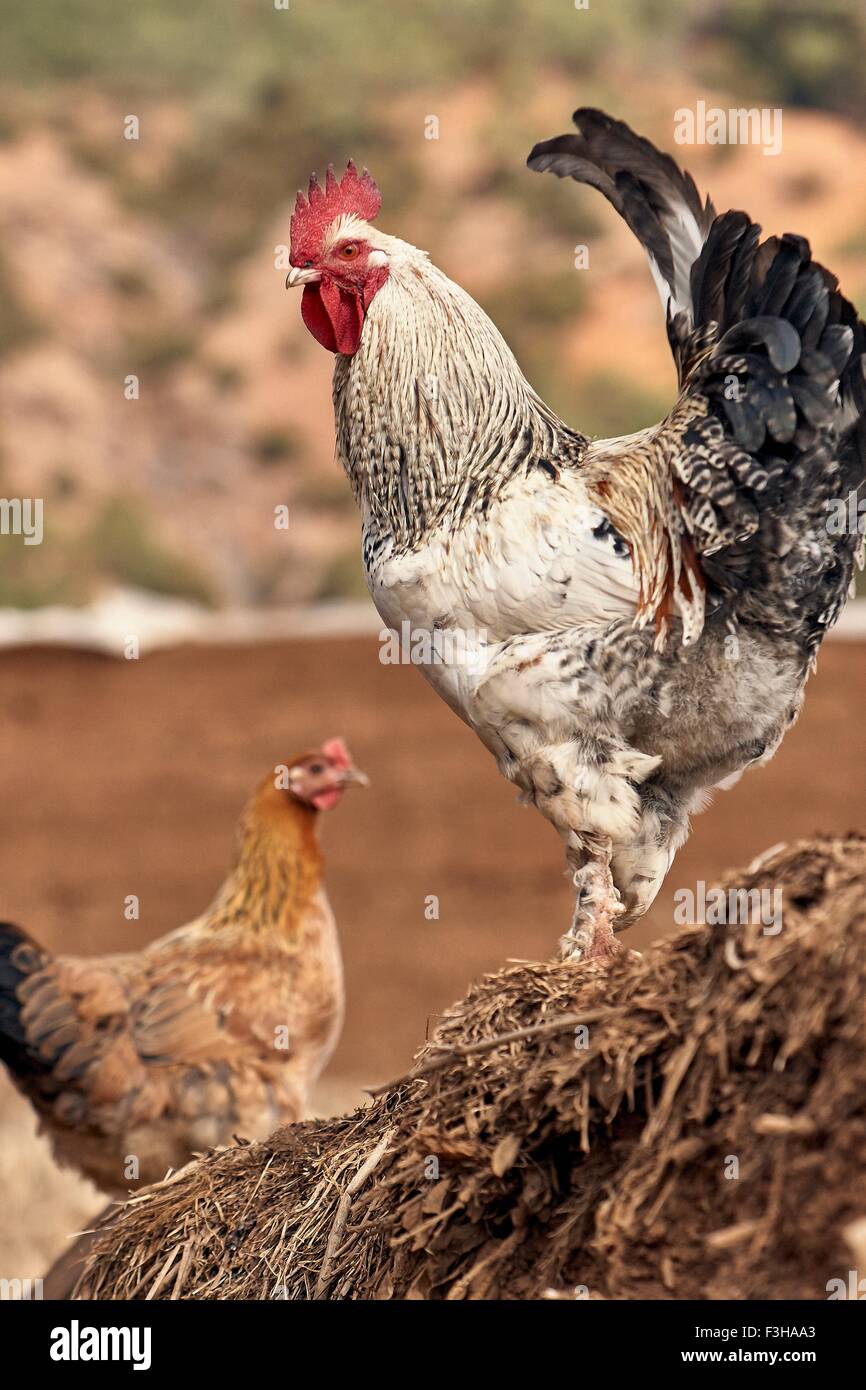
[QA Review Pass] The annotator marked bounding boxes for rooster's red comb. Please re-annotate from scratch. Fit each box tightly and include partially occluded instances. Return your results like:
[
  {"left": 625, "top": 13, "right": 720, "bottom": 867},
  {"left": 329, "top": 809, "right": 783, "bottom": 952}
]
[{"left": 290, "top": 161, "right": 381, "bottom": 261}]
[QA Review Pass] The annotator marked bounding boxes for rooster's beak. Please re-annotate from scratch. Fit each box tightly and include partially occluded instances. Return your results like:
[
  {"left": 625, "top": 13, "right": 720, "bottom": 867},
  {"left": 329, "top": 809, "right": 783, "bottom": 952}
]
[{"left": 286, "top": 266, "right": 322, "bottom": 288}]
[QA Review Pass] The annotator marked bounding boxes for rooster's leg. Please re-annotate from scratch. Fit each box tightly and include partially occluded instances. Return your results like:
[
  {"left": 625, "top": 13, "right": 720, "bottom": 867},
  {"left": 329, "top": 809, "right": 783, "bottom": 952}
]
[{"left": 560, "top": 838, "right": 624, "bottom": 963}]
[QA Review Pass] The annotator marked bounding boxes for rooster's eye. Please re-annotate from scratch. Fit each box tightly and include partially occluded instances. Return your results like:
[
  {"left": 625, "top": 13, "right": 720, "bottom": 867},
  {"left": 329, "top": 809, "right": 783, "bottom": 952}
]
[
  {"left": 308, "top": 762, "right": 325, "bottom": 774},
  {"left": 339, "top": 243, "right": 360, "bottom": 260}
]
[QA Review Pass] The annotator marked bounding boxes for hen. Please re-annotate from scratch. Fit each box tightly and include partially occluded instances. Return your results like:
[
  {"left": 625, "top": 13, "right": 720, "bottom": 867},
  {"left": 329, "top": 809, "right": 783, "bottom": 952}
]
[
  {"left": 286, "top": 111, "right": 865, "bottom": 961},
  {"left": 0, "top": 738, "right": 367, "bottom": 1193}
]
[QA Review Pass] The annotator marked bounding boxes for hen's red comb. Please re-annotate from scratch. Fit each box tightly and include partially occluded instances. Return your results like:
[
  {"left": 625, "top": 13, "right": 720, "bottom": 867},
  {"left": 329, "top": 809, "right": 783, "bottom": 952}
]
[
  {"left": 320, "top": 737, "right": 352, "bottom": 769},
  {"left": 290, "top": 161, "right": 381, "bottom": 262}
]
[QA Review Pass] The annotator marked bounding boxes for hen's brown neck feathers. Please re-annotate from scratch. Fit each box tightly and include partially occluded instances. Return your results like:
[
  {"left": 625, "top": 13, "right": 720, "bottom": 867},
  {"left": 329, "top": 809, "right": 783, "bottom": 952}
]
[{"left": 205, "top": 784, "right": 324, "bottom": 940}]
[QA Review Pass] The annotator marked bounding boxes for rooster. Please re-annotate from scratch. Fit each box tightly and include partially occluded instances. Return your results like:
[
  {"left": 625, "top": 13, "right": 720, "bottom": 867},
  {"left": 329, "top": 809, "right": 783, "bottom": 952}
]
[
  {"left": 0, "top": 739, "right": 367, "bottom": 1193},
  {"left": 286, "top": 112, "right": 865, "bottom": 962}
]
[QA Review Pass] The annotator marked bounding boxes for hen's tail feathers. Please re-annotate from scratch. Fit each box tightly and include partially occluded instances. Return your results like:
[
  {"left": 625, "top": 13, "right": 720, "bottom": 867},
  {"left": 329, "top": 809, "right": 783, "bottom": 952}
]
[
  {"left": 0, "top": 921, "right": 54, "bottom": 1084},
  {"left": 527, "top": 107, "right": 716, "bottom": 318},
  {"left": 529, "top": 109, "right": 866, "bottom": 656}
]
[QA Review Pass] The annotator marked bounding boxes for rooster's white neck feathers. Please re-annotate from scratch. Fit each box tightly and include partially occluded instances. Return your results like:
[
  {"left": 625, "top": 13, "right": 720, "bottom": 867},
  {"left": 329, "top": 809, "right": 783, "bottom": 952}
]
[{"left": 332, "top": 231, "right": 585, "bottom": 552}]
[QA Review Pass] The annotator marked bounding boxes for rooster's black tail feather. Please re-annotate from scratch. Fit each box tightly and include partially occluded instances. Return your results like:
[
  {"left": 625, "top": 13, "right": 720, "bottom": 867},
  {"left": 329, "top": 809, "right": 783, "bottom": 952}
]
[
  {"left": 528, "top": 107, "right": 716, "bottom": 321},
  {"left": 530, "top": 107, "right": 866, "bottom": 657}
]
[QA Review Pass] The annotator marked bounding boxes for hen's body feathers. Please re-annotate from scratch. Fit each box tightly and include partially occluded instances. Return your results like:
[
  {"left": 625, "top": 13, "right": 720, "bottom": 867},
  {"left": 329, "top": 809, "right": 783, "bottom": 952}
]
[{"left": 0, "top": 770, "right": 349, "bottom": 1193}]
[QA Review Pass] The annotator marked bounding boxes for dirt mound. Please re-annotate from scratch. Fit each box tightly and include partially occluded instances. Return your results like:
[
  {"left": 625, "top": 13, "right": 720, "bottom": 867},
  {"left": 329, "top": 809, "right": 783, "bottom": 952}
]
[{"left": 76, "top": 836, "right": 866, "bottom": 1300}]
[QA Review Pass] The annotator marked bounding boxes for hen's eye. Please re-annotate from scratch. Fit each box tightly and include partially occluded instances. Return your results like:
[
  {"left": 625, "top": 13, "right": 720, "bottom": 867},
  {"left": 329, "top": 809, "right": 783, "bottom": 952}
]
[
  {"left": 339, "top": 243, "right": 360, "bottom": 260},
  {"left": 308, "top": 762, "right": 325, "bottom": 774}
]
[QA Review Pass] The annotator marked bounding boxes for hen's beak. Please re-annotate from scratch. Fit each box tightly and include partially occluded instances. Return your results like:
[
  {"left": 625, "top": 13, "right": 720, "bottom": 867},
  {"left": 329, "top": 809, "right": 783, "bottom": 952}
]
[
  {"left": 338, "top": 765, "right": 370, "bottom": 789},
  {"left": 286, "top": 265, "right": 322, "bottom": 288}
]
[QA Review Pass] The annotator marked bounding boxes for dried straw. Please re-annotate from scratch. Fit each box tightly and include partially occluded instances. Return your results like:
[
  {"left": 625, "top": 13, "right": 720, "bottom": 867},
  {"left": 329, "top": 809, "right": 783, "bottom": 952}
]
[{"left": 76, "top": 836, "right": 866, "bottom": 1300}]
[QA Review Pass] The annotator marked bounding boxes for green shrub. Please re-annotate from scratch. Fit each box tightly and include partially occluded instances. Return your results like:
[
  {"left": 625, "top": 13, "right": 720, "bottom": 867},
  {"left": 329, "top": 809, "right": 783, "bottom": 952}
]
[
  {"left": 0, "top": 253, "right": 41, "bottom": 359},
  {"left": 87, "top": 494, "right": 216, "bottom": 605},
  {"left": 315, "top": 548, "right": 367, "bottom": 601},
  {"left": 250, "top": 427, "right": 300, "bottom": 467}
]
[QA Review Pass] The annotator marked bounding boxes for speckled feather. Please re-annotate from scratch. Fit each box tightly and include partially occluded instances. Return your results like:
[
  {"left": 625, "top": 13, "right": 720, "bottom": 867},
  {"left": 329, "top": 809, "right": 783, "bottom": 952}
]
[{"left": 325, "top": 110, "right": 866, "bottom": 945}]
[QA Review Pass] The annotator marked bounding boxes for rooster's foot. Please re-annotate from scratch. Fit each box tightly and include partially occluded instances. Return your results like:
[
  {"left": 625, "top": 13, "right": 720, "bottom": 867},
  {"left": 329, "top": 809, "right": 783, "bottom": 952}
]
[
  {"left": 560, "top": 857, "right": 625, "bottom": 964},
  {"left": 559, "top": 910, "right": 623, "bottom": 963}
]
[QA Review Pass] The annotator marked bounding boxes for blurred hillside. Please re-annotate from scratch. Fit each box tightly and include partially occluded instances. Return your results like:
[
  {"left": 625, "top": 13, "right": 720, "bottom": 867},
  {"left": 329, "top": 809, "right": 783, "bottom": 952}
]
[{"left": 0, "top": 0, "right": 864, "bottom": 608}]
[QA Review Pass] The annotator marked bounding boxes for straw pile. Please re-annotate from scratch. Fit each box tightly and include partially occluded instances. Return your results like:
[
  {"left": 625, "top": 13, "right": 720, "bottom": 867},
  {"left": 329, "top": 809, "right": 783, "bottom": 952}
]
[{"left": 76, "top": 835, "right": 866, "bottom": 1300}]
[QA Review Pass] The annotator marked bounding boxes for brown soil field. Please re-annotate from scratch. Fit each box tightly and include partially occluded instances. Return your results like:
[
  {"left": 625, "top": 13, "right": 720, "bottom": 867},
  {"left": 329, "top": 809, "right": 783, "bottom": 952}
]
[{"left": 0, "top": 633, "right": 864, "bottom": 1274}]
